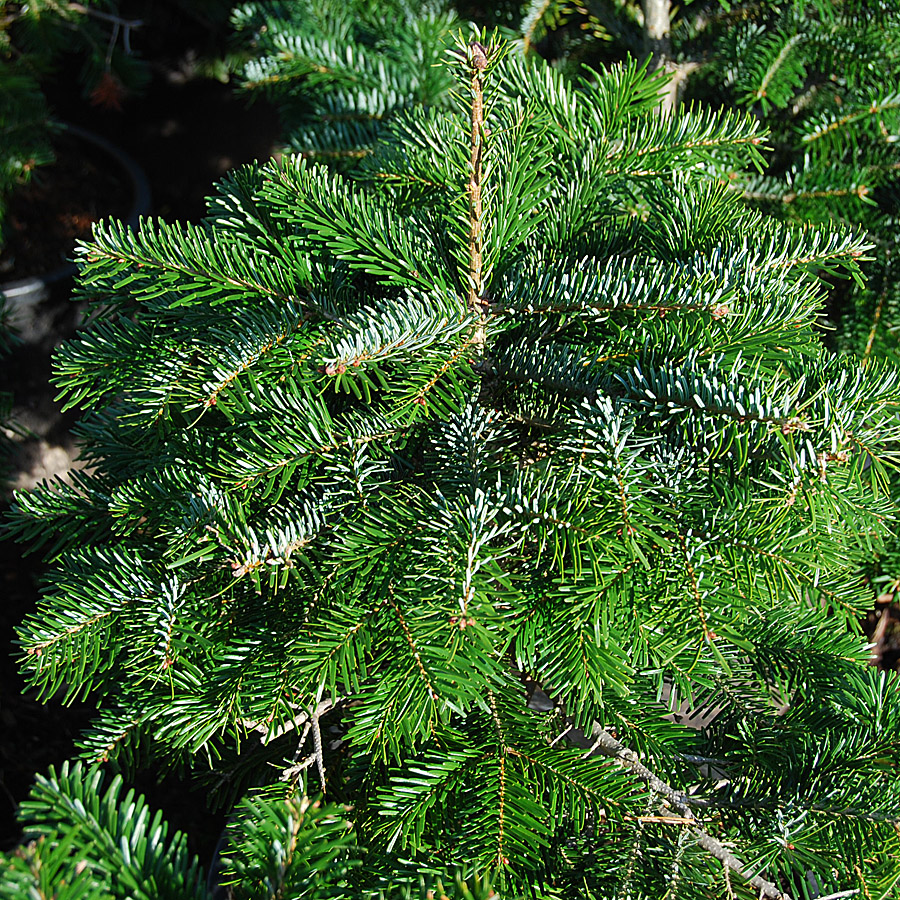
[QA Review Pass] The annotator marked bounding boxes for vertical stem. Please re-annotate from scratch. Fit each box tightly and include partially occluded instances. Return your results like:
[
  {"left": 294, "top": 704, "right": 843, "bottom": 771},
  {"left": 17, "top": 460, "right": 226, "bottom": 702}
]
[
  {"left": 641, "top": 0, "right": 683, "bottom": 114},
  {"left": 863, "top": 287, "right": 887, "bottom": 367},
  {"left": 863, "top": 256, "right": 891, "bottom": 368},
  {"left": 642, "top": 0, "right": 672, "bottom": 64},
  {"left": 467, "top": 42, "right": 487, "bottom": 317}
]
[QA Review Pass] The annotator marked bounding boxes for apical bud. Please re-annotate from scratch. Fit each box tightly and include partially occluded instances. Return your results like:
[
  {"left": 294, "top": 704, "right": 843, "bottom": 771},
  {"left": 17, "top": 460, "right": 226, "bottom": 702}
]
[{"left": 470, "top": 41, "right": 488, "bottom": 70}]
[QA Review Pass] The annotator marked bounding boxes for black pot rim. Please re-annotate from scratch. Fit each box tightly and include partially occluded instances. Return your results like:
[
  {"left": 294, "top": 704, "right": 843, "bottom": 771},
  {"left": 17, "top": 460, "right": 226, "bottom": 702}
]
[{"left": 0, "top": 121, "right": 152, "bottom": 299}]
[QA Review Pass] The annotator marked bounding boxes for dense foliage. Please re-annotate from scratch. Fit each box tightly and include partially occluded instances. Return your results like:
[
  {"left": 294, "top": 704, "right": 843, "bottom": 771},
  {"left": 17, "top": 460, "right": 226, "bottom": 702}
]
[
  {"left": 696, "top": 0, "right": 900, "bottom": 626},
  {"left": 676, "top": 0, "right": 900, "bottom": 364},
  {"left": 230, "top": 0, "right": 465, "bottom": 163},
  {"left": 7, "top": 28, "right": 900, "bottom": 900},
  {"left": 524, "top": 0, "right": 900, "bottom": 339},
  {"left": 526, "top": 0, "right": 900, "bottom": 651}
]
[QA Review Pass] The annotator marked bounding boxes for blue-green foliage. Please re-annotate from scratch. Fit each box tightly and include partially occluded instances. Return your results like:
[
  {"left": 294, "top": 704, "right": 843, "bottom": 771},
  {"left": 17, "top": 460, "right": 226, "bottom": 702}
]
[
  {"left": 0, "top": 762, "right": 204, "bottom": 900},
  {"left": 8, "top": 35, "right": 900, "bottom": 899},
  {"left": 690, "top": 1, "right": 900, "bottom": 364},
  {"left": 680, "top": 0, "right": 900, "bottom": 632},
  {"left": 231, "top": 0, "right": 463, "bottom": 163},
  {"left": 0, "top": 764, "right": 498, "bottom": 899}
]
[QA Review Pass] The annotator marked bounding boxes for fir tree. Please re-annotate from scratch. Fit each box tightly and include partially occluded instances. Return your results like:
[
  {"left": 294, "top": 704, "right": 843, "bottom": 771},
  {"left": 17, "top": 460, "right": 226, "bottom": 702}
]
[
  {"left": 538, "top": 0, "right": 900, "bottom": 363},
  {"left": 696, "top": 0, "right": 900, "bottom": 653},
  {"left": 676, "top": 0, "right": 900, "bottom": 653},
  {"left": 8, "top": 33, "right": 900, "bottom": 899}
]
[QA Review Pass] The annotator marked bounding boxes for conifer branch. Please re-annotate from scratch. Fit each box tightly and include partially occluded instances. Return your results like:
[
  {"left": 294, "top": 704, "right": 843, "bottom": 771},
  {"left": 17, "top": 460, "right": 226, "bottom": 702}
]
[
  {"left": 9, "top": 29, "right": 899, "bottom": 894},
  {"left": 803, "top": 96, "right": 900, "bottom": 146},
  {"left": 488, "top": 690, "right": 510, "bottom": 868},
  {"left": 691, "top": 797, "right": 900, "bottom": 826},
  {"left": 678, "top": 533, "right": 714, "bottom": 644},
  {"left": 388, "top": 585, "right": 438, "bottom": 702},
  {"left": 753, "top": 34, "right": 804, "bottom": 105},
  {"left": 580, "top": 727, "right": 792, "bottom": 900}
]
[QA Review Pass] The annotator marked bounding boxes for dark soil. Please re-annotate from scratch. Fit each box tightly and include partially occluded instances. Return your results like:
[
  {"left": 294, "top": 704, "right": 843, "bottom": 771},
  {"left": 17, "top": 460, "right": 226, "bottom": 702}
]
[
  {"left": 0, "top": 131, "right": 133, "bottom": 280},
  {"left": 40, "top": 67, "right": 281, "bottom": 225}
]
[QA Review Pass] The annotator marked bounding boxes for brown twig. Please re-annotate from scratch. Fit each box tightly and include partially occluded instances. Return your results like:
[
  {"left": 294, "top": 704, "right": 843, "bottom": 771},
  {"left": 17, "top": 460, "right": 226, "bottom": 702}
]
[
  {"left": 467, "top": 42, "right": 487, "bottom": 320},
  {"left": 65, "top": 2, "right": 143, "bottom": 29},
  {"left": 869, "top": 605, "right": 891, "bottom": 667},
  {"left": 863, "top": 256, "right": 892, "bottom": 367},
  {"left": 527, "top": 684, "right": 797, "bottom": 899}
]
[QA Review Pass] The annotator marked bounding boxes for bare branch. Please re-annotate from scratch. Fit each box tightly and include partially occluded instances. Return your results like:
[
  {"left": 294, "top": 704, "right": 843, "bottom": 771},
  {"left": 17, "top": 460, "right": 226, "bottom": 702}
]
[
  {"left": 642, "top": 0, "right": 671, "bottom": 64},
  {"left": 577, "top": 725, "right": 791, "bottom": 900},
  {"left": 65, "top": 2, "right": 143, "bottom": 29}
]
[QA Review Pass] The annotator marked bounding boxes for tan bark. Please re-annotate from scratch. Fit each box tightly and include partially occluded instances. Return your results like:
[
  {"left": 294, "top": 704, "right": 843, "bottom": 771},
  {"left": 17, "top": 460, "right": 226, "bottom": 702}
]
[{"left": 642, "top": 0, "right": 684, "bottom": 114}]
